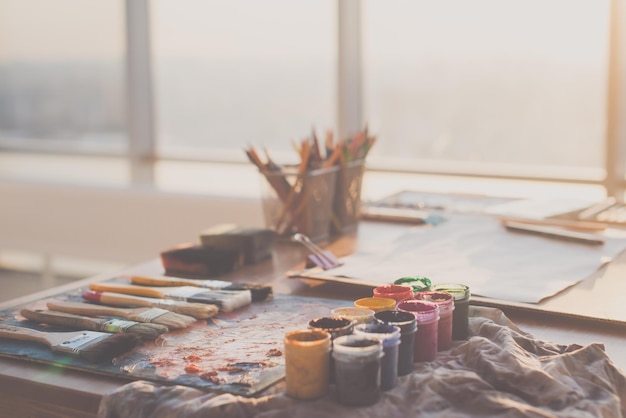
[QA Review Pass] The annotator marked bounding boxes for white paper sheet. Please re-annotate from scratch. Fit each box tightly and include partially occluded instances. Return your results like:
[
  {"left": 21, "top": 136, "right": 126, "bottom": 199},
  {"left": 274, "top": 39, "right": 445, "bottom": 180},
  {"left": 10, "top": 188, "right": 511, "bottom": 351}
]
[{"left": 314, "top": 214, "right": 626, "bottom": 303}]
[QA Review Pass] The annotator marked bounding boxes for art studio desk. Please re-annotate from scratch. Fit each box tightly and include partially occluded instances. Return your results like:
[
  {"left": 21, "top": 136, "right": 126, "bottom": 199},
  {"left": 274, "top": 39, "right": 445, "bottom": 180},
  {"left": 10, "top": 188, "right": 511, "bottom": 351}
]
[{"left": 0, "top": 221, "right": 625, "bottom": 417}]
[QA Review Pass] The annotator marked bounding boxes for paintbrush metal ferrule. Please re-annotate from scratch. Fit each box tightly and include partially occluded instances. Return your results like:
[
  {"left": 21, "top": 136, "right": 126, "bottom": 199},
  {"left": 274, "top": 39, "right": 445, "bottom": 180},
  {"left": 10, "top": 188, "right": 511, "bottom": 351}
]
[
  {"left": 54, "top": 331, "right": 112, "bottom": 355},
  {"left": 163, "top": 287, "right": 252, "bottom": 312}
]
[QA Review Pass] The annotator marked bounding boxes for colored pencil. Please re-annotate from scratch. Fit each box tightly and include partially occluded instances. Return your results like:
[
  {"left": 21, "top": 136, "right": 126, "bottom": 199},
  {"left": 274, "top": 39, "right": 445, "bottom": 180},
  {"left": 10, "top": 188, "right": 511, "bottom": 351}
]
[{"left": 0, "top": 323, "right": 140, "bottom": 363}]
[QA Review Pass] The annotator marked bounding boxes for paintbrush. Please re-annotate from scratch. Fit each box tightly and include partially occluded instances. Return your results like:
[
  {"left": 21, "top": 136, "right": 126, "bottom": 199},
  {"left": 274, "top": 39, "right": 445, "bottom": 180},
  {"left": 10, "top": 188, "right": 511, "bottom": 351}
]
[
  {"left": 21, "top": 308, "right": 168, "bottom": 340},
  {"left": 82, "top": 290, "right": 218, "bottom": 319},
  {"left": 89, "top": 282, "right": 252, "bottom": 313},
  {"left": 125, "top": 275, "right": 272, "bottom": 302},
  {"left": 47, "top": 300, "right": 196, "bottom": 330},
  {"left": 0, "top": 323, "right": 140, "bottom": 363}
]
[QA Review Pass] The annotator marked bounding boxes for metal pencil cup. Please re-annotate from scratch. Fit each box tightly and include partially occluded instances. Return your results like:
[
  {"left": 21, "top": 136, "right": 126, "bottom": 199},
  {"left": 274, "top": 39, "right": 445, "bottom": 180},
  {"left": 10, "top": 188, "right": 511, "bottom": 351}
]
[
  {"left": 332, "top": 160, "right": 365, "bottom": 235},
  {"left": 260, "top": 165, "right": 339, "bottom": 242}
]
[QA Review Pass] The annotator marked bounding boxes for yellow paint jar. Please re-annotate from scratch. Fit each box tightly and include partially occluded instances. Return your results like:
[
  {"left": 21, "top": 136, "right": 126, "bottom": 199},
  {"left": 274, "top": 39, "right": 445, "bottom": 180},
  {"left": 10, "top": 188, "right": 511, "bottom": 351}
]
[
  {"left": 354, "top": 297, "right": 396, "bottom": 312},
  {"left": 284, "top": 329, "right": 331, "bottom": 400}
]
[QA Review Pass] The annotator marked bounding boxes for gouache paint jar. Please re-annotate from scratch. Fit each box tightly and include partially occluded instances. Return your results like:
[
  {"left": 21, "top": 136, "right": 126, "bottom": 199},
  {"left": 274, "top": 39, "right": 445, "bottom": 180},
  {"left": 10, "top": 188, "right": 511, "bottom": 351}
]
[
  {"left": 415, "top": 291, "right": 455, "bottom": 351},
  {"left": 373, "top": 284, "right": 414, "bottom": 303},
  {"left": 354, "top": 323, "right": 401, "bottom": 391},
  {"left": 354, "top": 297, "right": 396, "bottom": 312},
  {"left": 393, "top": 276, "right": 432, "bottom": 293},
  {"left": 432, "top": 283, "right": 471, "bottom": 340},
  {"left": 331, "top": 307, "right": 375, "bottom": 325},
  {"left": 309, "top": 316, "right": 354, "bottom": 383},
  {"left": 397, "top": 300, "right": 440, "bottom": 362},
  {"left": 332, "top": 335, "right": 383, "bottom": 407},
  {"left": 284, "top": 329, "right": 331, "bottom": 400},
  {"left": 373, "top": 310, "right": 417, "bottom": 376}
]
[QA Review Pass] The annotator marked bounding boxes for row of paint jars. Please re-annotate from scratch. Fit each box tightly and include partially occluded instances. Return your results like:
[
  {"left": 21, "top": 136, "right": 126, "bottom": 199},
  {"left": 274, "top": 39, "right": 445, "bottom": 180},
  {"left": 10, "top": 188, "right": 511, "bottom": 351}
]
[
  {"left": 284, "top": 317, "right": 388, "bottom": 406},
  {"left": 284, "top": 281, "right": 470, "bottom": 406}
]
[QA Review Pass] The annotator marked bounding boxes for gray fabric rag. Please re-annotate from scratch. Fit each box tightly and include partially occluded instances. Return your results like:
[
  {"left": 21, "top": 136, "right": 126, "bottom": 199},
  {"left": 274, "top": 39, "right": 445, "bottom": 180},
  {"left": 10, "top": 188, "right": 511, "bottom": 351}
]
[{"left": 99, "top": 307, "right": 626, "bottom": 418}]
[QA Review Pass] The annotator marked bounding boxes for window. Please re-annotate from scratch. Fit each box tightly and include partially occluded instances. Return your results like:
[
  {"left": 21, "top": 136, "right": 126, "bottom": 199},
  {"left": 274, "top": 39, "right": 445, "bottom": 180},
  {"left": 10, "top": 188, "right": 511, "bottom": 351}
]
[
  {"left": 363, "top": 0, "right": 610, "bottom": 181},
  {"left": 0, "top": 0, "right": 624, "bottom": 195},
  {"left": 152, "top": 0, "right": 336, "bottom": 161}
]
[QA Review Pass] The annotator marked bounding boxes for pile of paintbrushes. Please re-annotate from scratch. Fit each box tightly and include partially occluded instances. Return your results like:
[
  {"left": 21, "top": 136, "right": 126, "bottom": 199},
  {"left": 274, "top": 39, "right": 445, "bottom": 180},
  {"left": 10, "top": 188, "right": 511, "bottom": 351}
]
[
  {"left": 1, "top": 276, "right": 270, "bottom": 363},
  {"left": 245, "top": 126, "right": 376, "bottom": 236}
]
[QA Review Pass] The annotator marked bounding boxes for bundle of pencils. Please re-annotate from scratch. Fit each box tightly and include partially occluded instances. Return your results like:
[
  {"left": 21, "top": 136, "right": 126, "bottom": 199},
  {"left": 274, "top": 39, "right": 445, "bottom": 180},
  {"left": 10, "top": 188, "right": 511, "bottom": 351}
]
[{"left": 245, "top": 126, "right": 376, "bottom": 236}]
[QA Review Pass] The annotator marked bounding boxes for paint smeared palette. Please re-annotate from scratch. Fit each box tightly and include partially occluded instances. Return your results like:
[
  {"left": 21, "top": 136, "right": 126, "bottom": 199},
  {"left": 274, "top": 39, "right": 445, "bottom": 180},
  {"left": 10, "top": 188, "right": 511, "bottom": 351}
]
[{"left": 0, "top": 287, "right": 351, "bottom": 396}]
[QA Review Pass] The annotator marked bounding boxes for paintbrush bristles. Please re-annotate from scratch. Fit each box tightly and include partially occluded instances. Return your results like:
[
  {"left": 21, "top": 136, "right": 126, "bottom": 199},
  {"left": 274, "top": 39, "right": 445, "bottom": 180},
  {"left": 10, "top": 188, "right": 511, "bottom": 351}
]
[
  {"left": 152, "top": 301, "right": 218, "bottom": 319},
  {"left": 78, "top": 333, "right": 141, "bottom": 363}
]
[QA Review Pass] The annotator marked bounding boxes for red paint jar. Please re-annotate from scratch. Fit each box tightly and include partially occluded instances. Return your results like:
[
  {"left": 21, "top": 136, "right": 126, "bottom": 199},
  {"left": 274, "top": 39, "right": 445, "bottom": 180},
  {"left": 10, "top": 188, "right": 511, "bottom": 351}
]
[
  {"left": 373, "top": 284, "right": 414, "bottom": 303},
  {"left": 396, "top": 300, "right": 439, "bottom": 362},
  {"left": 415, "top": 291, "right": 454, "bottom": 351}
]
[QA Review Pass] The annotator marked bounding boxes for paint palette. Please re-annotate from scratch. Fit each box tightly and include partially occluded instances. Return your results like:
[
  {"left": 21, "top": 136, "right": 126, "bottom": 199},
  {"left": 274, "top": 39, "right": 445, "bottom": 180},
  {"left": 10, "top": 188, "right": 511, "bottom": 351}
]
[{"left": 0, "top": 288, "right": 352, "bottom": 396}]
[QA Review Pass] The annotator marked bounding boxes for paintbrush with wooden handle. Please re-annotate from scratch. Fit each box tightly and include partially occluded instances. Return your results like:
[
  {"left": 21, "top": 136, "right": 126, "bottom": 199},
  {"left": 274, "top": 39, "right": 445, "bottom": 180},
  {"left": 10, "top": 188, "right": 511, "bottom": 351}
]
[
  {"left": 0, "top": 323, "right": 140, "bottom": 363},
  {"left": 125, "top": 275, "right": 272, "bottom": 302},
  {"left": 47, "top": 300, "right": 196, "bottom": 329},
  {"left": 81, "top": 290, "right": 218, "bottom": 319},
  {"left": 89, "top": 282, "right": 252, "bottom": 312},
  {"left": 21, "top": 308, "right": 168, "bottom": 340}
]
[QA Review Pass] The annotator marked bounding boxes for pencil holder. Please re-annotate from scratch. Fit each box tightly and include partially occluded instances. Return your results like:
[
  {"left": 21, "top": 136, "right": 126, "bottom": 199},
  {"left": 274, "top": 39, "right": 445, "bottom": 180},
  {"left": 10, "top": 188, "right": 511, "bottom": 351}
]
[
  {"left": 331, "top": 160, "right": 365, "bottom": 235},
  {"left": 259, "top": 165, "right": 339, "bottom": 243}
]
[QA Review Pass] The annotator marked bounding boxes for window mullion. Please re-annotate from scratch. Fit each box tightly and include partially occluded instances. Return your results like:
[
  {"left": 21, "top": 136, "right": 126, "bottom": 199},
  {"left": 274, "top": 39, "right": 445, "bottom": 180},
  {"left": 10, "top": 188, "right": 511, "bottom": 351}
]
[
  {"left": 125, "top": 0, "right": 156, "bottom": 186},
  {"left": 606, "top": 0, "right": 626, "bottom": 199},
  {"left": 337, "top": 0, "right": 363, "bottom": 140}
]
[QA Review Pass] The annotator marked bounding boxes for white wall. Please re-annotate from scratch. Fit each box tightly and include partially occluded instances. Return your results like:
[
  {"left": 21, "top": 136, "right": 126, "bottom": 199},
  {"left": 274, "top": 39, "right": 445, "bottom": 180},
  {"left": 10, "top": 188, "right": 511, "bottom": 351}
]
[{"left": 0, "top": 179, "right": 265, "bottom": 271}]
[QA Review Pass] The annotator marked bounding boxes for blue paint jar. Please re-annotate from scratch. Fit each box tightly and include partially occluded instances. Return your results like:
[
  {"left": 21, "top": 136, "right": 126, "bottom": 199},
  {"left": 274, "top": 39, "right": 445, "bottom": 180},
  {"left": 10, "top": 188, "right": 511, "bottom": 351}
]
[
  {"left": 373, "top": 310, "right": 417, "bottom": 376},
  {"left": 354, "top": 323, "right": 401, "bottom": 391},
  {"left": 332, "top": 335, "right": 383, "bottom": 407}
]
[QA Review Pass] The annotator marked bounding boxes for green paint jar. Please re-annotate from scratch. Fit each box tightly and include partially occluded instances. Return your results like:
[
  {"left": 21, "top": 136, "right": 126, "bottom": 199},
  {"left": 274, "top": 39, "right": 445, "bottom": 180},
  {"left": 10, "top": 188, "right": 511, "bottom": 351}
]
[{"left": 432, "top": 283, "right": 470, "bottom": 340}]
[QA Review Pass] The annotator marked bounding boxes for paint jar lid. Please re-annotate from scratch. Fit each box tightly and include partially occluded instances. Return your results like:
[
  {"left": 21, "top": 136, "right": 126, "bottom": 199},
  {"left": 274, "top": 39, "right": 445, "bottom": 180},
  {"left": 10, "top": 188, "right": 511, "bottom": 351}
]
[
  {"left": 396, "top": 300, "right": 440, "bottom": 324},
  {"left": 373, "top": 284, "right": 414, "bottom": 302},
  {"left": 332, "top": 335, "right": 382, "bottom": 362},
  {"left": 354, "top": 297, "right": 396, "bottom": 312},
  {"left": 373, "top": 310, "right": 417, "bottom": 334},
  {"left": 353, "top": 323, "right": 401, "bottom": 348},
  {"left": 331, "top": 307, "right": 375, "bottom": 325},
  {"left": 415, "top": 291, "right": 455, "bottom": 315},
  {"left": 308, "top": 316, "right": 354, "bottom": 339},
  {"left": 284, "top": 329, "right": 331, "bottom": 349},
  {"left": 393, "top": 276, "right": 432, "bottom": 293},
  {"left": 432, "top": 283, "right": 470, "bottom": 302}
]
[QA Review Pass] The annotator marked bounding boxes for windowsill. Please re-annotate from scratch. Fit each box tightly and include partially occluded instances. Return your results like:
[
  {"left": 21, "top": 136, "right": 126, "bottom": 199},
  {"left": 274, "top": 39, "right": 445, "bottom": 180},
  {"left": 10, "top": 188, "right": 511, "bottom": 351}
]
[{"left": 0, "top": 151, "right": 606, "bottom": 202}]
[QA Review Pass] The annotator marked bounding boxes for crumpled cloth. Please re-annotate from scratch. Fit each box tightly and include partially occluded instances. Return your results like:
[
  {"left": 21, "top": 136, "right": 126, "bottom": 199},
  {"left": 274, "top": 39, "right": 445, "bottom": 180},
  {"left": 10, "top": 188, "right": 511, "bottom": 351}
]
[{"left": 99, "top": 307, "right": 626, "bottom": 418}]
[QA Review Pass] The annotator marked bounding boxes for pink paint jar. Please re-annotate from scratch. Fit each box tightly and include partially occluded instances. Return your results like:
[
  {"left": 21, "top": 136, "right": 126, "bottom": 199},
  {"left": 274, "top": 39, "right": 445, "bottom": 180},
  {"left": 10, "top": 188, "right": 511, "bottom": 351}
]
[
  {"left": 396, "top": 299, "right": 439, "bottom": 362},
  {"left": 415, "top": 291, "right": 455, "bottom": 351},
  {"left": 372, "top": 284, "right": 414, "bottom": 303}
]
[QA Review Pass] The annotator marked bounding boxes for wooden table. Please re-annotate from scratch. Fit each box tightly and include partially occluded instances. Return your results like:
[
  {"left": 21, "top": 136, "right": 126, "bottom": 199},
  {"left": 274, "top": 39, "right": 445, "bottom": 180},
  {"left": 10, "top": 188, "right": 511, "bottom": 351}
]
[{"left": 0, "top": 221, "right": 624, "bottom": 417}]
